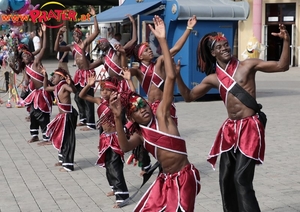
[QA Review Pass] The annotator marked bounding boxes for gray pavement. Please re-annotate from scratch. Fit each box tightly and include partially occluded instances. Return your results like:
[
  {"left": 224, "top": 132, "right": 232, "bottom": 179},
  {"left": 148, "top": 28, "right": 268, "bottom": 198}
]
[{"left": 0, "top": 60, "right": 300, "bottom": 212}]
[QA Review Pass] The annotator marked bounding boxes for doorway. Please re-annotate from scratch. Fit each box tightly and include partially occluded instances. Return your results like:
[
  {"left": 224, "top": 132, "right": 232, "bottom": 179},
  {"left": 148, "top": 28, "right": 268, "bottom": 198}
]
[
  {"left": 266, "top": 24, "right": 291, "bottom": 61},
  {"left": 265, "top": 3, "right": 295, "bottom": 63}
]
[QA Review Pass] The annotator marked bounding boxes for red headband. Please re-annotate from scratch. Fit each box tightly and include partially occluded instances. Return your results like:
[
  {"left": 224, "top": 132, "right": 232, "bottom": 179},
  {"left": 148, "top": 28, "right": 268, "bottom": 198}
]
[
  {"left": 138, "top": 43, "right": 149, "bottom": 58},
  {"left": 54, "top": 71, "right": 66, "bottom": 79},
  {"left": 21, "top": 50, "right": 33, "bottom": 57},
  {"left": 210, "top": 33, "right": 228, "bottom": 49},
  {"left": 100, "top": 81, "right": 117, "bottom": 91},
  {"left": 97, "top": 38, "right": 108, "bottom": 45},
  {"left": 73, "top": 28, "right": 83, "bottom": 37}
]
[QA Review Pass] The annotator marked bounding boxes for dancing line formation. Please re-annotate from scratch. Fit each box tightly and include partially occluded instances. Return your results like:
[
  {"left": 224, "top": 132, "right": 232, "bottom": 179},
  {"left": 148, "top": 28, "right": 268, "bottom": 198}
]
[{"left": 0, "top": 5, "right": 291, "bottom": 211}]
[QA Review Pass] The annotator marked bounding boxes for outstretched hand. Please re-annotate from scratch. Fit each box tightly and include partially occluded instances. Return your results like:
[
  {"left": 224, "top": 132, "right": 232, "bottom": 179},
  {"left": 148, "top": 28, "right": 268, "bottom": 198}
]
[
  {"left": 109, "top": 91, "right": 122, "bottom": 118},
  {"left": 120, "top": 67, "right": 131, "bottom": 80},
  {"left": 89, "top": 5, "right": 96, "bottom": 16},
  {"left": 148, "top": 15, "right": 165, "bottom": 40},
  {"left": 87, "top": 73, "right": 96, "bottom": 86},
  {"left": 126, "top": 14, "right": 134, "bottom": 23},
  {"left": 174, "top": 59, "right": 181, "bottom": 76},
  {"left": 41, "top": 22, "right": 46, "bottom": 31},
  {"left": 271, "top": 24, "right": 290, "bottom": 41},
  {"left": 59, "top": 26, "right": 67, "bottom": 35},
  {"left": 187, "top": 15, "right": 197, "bottom": 28},
  {"left": 115, "top": 44, "right": 125, "bottom": 53}
]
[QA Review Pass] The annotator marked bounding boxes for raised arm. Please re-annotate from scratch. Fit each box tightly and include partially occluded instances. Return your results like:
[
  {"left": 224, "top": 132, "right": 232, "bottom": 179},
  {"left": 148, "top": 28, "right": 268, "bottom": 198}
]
[
  {"left": 83, "top": 6, "right": 100, "bottom": 46},
  {"left": 176, "top": 66, "right": 218, "bottom": 102},
  {"left": 120, "top": 67, "right": 136, "bottom": 91},
  {"left": 110, "top": 91, "right": 143, "bottom": 152},
  {"left": 54, "top": 26, "right": 71, "bottom": 52},
  {"left": 41, "top": 67, "right": 55, "bottom": 92},
  {"left": 35, "top": 23, "right": 47, "bottom": 63},
  {"left": 170, "top": 15, "right": 197, "bottom": 57},
  {"left": 123, "top": 14, "right": 137, "bottom": 50},
  {"left": 149, "top": 16, "right": 174, "bottom": 116},
  {"left": 79, "top": 73, "right": 101, "bottom": 104},
  {"left": 252, "top": 24, "right": 290, "bottom": 73}
]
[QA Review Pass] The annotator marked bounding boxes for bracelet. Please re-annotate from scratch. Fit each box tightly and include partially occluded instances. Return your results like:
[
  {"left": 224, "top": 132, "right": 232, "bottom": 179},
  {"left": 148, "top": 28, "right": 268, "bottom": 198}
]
[{"left": 186, "top": 26, "right": 193, "bottom": 30}]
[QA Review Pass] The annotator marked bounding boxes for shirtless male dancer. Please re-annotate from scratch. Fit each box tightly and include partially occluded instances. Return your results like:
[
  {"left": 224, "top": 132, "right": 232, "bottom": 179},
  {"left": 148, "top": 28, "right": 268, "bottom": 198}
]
[
  {"left": 54, "top": 5, "right": 99, "bottom": 131},
  {"left": 91, "top": 14, "right": 137, "bottom": 91},
  {"left": 21, "top": 23, "right": 53, "bottom": 145},
  {"left": 126, "top": 15, "right": 197, "bottom": 175},
  {"left": 175, "top": 24, "right": 290, "bottom": 212}
]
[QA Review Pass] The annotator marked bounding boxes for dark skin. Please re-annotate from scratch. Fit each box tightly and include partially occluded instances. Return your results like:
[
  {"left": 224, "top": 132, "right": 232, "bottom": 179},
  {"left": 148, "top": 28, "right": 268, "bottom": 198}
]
[
  {"left": 21, "top": 23, "right": 47, "bottom": 90},
  {"left": 110, "top": 16, "right": 189, "bottom": 175},
  {"left": 176, "top": 24, "right": 290, "bottom": 120},
  {"left": 90, "top": 14, "right": 137, "bottom": 76},
  {"left": 129, "top": 15, "right": 197, "bottom": 104},
  {"left": 40, "top": 68, "right": 77, "bottom": 162},
  {"left": 54, "top": 6, "right": 99, "bottom": 70},
  {"left": 21, "top": 23, "right": 47, "bottom": 143},
  {"left": 79, "top": 74, "right": 124, "bottom": 207}
]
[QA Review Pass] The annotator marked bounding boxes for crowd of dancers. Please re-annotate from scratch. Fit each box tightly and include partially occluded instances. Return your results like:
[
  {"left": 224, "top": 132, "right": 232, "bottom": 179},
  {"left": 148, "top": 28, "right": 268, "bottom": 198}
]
[{"left": 6, "top": 5, "right": 291, "bottom": 211}]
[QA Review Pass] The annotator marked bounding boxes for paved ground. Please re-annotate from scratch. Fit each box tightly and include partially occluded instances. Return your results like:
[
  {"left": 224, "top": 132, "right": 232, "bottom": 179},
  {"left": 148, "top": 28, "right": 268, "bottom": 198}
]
[{"left": 0, "top": 60, "right": 299, "bottom": 212}]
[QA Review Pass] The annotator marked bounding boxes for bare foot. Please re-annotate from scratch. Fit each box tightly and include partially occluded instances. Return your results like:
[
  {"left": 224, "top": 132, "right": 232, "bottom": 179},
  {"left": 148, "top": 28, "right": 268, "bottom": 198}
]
[
  {"left": 59, "top": 167, "right": 69, "bottom": 172},
  {"left": 106, "top": 191, "right": 115, "bottom": 197},
  {"left": 80, "top": 126, "right": 93, "bottom": 131},
  {"left": 37, "top": 141, "right": 52, "bottom": 146},
  {"left": 77, "top": 122, "right": 86, "bottom": 127},
  {"left": 28, "top": 136, "right": 39, "bottom": 143},
  {"left": 140, "top": 170, "right": 146, "bottom": 176},
  {"left": 113, "top": 203, "right": 120, "bottom": 208},
  {"left": 55, "top": 162, "right": 62, "bottom": 166}
]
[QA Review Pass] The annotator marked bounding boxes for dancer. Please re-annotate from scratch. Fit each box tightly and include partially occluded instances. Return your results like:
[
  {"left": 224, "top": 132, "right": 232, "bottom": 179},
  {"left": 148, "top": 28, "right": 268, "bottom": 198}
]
[
  {"left": 54, "top": 5, "right": 99, "bottom": 130},
  {"left": 130, "top": 15, "right": 197, "bottom": 124},
  {"left": 42, "top": 68, "right": 78, "bottom": 172},
  {"left": 91, "top": 14, "right": 137, "bottom": 83},
  {"left": 175, "top": 24, "right": 290, "bottom": 212},
  {"left": 21, "top": 23, "right": 53, "bottom": 145},
  {"left": 109, "top": 15, "right": 201, "bottom": 211},
  {"left": 79, "top": 75, "right": 129, "bottom": 208}
]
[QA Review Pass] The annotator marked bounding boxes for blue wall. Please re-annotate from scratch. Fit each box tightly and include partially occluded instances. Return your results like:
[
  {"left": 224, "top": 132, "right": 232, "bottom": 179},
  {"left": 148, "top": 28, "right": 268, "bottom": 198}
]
[{"left": 166, "top": 20, "right": 237, "bottom": 96}]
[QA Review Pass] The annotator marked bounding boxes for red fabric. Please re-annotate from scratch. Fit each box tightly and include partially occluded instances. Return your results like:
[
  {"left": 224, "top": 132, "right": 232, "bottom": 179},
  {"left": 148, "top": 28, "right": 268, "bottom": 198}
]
[
  {"left": 96, "top": 132, "right": 124, "bottom": 167},
  {"left": 141, "top": 125, "right": 187, "bottom": 159},
  {"left": 46, "top": 113, "right": 66, "bottom": 150},
  {"left": 216, "top": 57, "right": 239, "bottom": 103},
  {"left": 25, "top": 64, "right": 44, "bottom": 83},
  {"left": 73, "top": 43, "right": 83, "bottom": 57},
  {"left": 134, "top": 164, "right": 201, "bottom": 212},
  {"left": 24, "top": 88, "right": 52, "bottom": 113},
  {"left": 73, "top": 69, "right": 95, "bottom": 87},
  {"left": 207, "top": 115, "right": 265, "bottom": 168},
  {"left": 96, "top": 100, "right": 114, "bottom": 127},
  {"left": 117, "top": 79, "right": 130, "bottom": 92},
  {"left": 151, "top": 100, "right": 177, "bottom": 125},
  {"left": 104, "top": 48, "right": 122, "bottom": 75},
  {"left": 140, "top": 62, "right": 164, "bottom": 95}
]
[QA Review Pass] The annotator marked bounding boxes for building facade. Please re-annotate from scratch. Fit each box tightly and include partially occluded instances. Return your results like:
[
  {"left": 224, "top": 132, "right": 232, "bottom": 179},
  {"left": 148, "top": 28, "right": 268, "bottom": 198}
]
[{"left": 238, "top": 0, "right": 299, "bottom": 66}]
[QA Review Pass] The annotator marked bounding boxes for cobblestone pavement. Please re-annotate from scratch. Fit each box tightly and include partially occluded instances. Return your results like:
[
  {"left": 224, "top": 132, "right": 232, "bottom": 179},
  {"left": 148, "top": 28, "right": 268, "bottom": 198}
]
[{"left": 0, "top": 60, "right": 299, "bottom": 211}]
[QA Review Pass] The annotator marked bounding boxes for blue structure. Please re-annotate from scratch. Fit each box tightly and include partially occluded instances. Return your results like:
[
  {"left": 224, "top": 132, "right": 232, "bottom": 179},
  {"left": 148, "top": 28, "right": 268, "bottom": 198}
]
[{"left": 79, "top": 0, "right": 249, "bottom": 97}]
